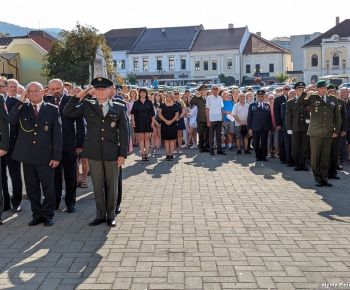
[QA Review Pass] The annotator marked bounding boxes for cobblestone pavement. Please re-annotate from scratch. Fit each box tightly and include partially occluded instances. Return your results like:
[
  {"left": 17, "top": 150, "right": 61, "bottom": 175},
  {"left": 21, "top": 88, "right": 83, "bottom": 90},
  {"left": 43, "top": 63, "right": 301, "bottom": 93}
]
[{"left": 0, "top": 149, "right": 350, "bottom": 290}]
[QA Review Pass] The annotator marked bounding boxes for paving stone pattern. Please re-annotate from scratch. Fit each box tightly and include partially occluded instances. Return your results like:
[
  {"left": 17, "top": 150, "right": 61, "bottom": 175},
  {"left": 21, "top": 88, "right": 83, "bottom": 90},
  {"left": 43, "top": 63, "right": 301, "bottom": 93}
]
[{"left": 0, "top": 150, "right": 350, "bottom": 290}]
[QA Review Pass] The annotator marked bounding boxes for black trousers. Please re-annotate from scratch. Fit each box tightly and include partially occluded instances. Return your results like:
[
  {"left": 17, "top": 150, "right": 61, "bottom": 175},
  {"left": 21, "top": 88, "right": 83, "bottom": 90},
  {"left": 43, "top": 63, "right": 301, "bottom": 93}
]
[
  {"left": 0, "top": 158, "right": 3, "bottom": 218},
  {"left": 116, "top": 167, "right": 122, "bottom": 209},
  {"left": 283, "top": 131, "right": 293, "bottom": 164},
  {"left": 329, "top": 137, "right": 340, "bottom": 177},
  {"left": 54, "top": 150, "right": 77, "bottom": 208},
  {"left": 209, "top": 121, "right": 223, "bottom": 152},
  {"left": 253, "top": 130, "right": 269, "bottom": 159},
  {"left": 1, "top": 156, "right": 10, "bottom": 210},
  {"left": 291, "top": 132, "right": 309, "bottom": 166},
  {"left": 339, "top": 135, "right": 347, "bottom": 163},
  {"left": 5, "top": 155, "right": 23, "bottom": 209},
  {"left": 22, "top": 163, "right": 55, "bottom": 219},
  {"left": 278, "top": 129, "right": 285, "bottom": 162},
  {"left": 197, "top": 121, "right": 209, "bottom": 150}
]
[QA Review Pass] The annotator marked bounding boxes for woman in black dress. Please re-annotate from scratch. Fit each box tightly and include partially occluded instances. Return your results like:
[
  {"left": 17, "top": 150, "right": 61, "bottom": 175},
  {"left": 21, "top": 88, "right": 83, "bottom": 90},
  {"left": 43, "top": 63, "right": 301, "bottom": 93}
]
[
  {"left": 130, "top": 88, "right": 155, "bottom": 161},
  {"left": 158, "top": 91, "right": 179, "bottom": 161},
  {"left": 174, "top": 91, "right": 186, "bottom": 154}
]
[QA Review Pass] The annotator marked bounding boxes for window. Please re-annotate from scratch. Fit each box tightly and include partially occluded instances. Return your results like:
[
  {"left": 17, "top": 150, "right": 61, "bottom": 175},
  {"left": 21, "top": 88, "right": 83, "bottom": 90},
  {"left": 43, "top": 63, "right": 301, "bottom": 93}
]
[
  {"left": 204, "top": 60, "right": 209, "bottom": 71},
  {"left": 212, "top": 60, "right": 217, "bottom": 70},
  {"left": 227, "top": 59, "right": 233, "bottom": 69},
  {"left": 333, "top": 53, "right": 340, "bottom": 66},
  {"left": 246, "top": 64, "right": 251, "bottom": 73},
  {"left": 133, "top": 59, "right": 139, "bottom": 71},
  {"left": 113, "top": 60, "right": 117, "bottom": 67},
  {"left": 168, "top": 57, "right": 174, "bottom": 70},
  {"left": 181, "top": 58, "right": 186, "bottom": 70},
  {"left": 195, "top": 61, "right": 200, "bottom": 71},
  {"left": 143, "top": 58, "right": 149, "bottom": 71},
  {"left": 157, "top": 58, "right": 162, "bottom": 71},
  {"left": 120, "top": 60, "right": 126, "bottom": 70},
  {"left": 311, "top": 54, "right": 318, "bottom": 67},
  {"left": 255, "top": 64, "right": 260, "bottom": 73},
  {"left": 269, "top": 63, "right": 274, "bottom": 73}
]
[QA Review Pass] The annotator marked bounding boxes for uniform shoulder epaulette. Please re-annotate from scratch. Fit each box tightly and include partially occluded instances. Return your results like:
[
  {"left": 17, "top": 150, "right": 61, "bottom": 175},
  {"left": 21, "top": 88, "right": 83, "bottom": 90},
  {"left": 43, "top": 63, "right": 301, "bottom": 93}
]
[
  {"left": 112, "top": 101, "right": 125, "bottom": 107},
  {"left": 45, "top": 102, "right": 58, "bottom": 109}
]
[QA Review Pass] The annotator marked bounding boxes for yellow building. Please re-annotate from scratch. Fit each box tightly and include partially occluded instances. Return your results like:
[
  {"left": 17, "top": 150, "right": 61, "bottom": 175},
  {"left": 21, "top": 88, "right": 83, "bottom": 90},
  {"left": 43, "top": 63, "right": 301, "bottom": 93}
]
[
  {"left": 0, "top": 31, "right": 54, "bottom": 85},
  {"left": 303, "top": 19, "right": 350, "bottom": 84}
]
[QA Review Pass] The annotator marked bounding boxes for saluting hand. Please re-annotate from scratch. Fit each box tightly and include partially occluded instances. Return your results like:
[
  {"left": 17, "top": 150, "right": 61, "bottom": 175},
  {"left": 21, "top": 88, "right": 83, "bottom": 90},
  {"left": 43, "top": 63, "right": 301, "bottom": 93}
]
[
  {"left": 19, "top": 89, "right": 28, "bottom": 103},
  {"left": 76, "top": 86, "right": 94, "bottom": 100},
  {"left": 117, "top": 157, "right": 125, "bottom": 167},
  {"left": 332, "top": 133, "right": 338, "bottom": 138},
  {"left": 49, "top": 160, "right": 60, "bottom": 168},
  {"left": 0, "top": 149, "right": 7, "bottom": 157}
]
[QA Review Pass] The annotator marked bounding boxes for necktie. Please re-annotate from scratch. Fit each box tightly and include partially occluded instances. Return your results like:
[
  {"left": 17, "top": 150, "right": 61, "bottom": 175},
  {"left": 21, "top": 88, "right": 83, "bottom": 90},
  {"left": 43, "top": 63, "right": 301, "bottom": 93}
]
[
  {"left": 55, "top": 98, "right": 60, "bottom": 106},
  {"left": 99, "top": 104, "right": 104, "bottom": 117},
  {"left": 33, "top": 104, "right": 38, "bottom": 117}
]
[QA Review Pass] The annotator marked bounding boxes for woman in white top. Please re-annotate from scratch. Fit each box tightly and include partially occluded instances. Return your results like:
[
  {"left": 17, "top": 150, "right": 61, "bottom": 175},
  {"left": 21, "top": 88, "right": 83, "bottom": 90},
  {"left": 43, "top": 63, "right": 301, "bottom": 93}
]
[
  {"left": 188, "top": 104, "right": 198, "bottom": 148},
  {"left": 232, "top": 93, "right": 250, "bottom": 154}
]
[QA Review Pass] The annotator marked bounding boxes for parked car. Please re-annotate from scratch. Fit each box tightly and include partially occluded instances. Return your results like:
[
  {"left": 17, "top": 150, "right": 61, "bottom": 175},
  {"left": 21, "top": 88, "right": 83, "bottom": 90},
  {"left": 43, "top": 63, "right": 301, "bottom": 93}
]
[{"left": 339, "top": 82, "right": 350, "bottom": 89}]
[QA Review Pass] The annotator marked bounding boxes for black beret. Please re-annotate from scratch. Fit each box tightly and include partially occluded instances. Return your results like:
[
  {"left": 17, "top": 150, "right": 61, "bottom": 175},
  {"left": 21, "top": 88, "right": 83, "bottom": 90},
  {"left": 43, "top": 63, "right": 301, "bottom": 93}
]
[
  {"left": 257, "top": 89, "right": 266, "bottom": 95},
  {"left": 294, "top": 82, "right": 306, "bottom": 89},
  {"left": 91, "top": 77, "right": 113, "bottom": 88},
  {"left": 198, "top": 84, "right": 208, "bottom": 91}
]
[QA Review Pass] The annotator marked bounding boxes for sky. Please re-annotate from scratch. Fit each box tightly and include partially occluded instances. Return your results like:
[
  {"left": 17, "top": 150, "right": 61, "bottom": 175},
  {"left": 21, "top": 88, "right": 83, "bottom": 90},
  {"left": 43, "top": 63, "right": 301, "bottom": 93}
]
[{"left": 2, "top": 0, "right": 349, "bottom": 40}]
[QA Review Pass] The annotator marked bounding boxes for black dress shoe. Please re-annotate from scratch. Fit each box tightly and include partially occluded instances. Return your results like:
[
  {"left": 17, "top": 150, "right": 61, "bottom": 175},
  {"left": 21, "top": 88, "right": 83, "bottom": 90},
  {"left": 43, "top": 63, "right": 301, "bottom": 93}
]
[
  {"left": 217, "top": 151, "right": 226, "bottom": 155},
  {"left": 294, "top": 166, "right": 302, "bottom": 171},
  {"left": 66, "top": 205, "right": 75, "bottom": 213},
  {"left": 322, "top": 181, "right": 333, "bottom": 187},
  {"left": 28, "top": 217, "right": 43, "bottom": 226},
  {"left": 107, "top": 219, "right": 116, "bottom": 227},
  {"left": 301, "top": 166, "right": 309, "bottom": 171},
  {"left": 204, "top": 148, "right": 210, "bottom": 153},
  {"left": 328, "top": 175, "right": 340, "bottom": 180},
  {"left": 115, "top": 207, "right": 121, "bottom": 215},
  {"left": 210, "top": 150, "right": 215, "bottom": 156},
  {"left": 12, "top": 206, "right": 21, "bottom": 213},
  {"left": 315, "top": 181, "right": 323, "bottom": 187},
  {"left": 89, "top": 218, "right": 106, "bottom": 226},
  {"left": 261, "top": 158, "right": 268, "bottom": 161},
  {"left": 256, "top": 158, "right": 262, "bottom": 161},
  {"left": 286, "top": 163, "right": 294, "bottom": 167},
  {"left": 44, "top": 218, "right": 54, "bottom": 226},
  {"left": 337, "top": 165, "right": 343, "bottom": 170},
  {"left": 0, "top": 219, "right": 2, "bottom": 225},
  {"left": 3, "top": 205, "right": 11, "bottom": 212}
]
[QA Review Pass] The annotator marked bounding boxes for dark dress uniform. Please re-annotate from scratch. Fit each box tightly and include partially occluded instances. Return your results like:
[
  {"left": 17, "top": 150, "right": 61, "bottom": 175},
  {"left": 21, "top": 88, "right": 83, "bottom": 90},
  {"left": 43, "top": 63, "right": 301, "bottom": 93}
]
[
  {"left": 328, "top": 98, "right": 347, "bottom": 178},
  {"left": 286, "top": 93, "right": 310, "bottom": 170},
  {"left": 301, "top": 92, "right": 341, "bottom": 185},
  {"left": 44, "top": 95, "right": 85, "bottom": 210},
  {"left": 274, "top": 94, "right": 288, "bottom": 163},
  {"left": 189, "top": 94, "right": 209, "bottom": 152},
  {"left": 247, "top": 101, "right": 272, "bottom": 161},
  {"left": 1, "top": 96, "right": 22, "bottom": 211},
  {"left": 281, "top": 102, "right": 294, "bottom": 166},
  {"left": 9, "top": 101, "right": 62, "bottom": 222},
  {"left": 63, "top": 95, "right": 128, "bottom": 222},
  {"left": 0, "top": 96, "right": 9, "bottom": 223}
]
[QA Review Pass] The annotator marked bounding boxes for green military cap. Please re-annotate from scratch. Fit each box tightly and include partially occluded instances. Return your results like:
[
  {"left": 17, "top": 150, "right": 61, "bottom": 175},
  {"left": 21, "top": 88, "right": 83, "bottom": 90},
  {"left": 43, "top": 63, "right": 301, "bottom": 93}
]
[
  {"left": 327, "top": 84, "right": 338, "bottom": 90},
  {"left": 316, "top": 80, "right": 326, "bottom": 88},
  {"left": 91, "top": 77, "right": 113, "bottom": 88},
  {"left": 294, "top": 81, "right": 306, "bottom": 89}
]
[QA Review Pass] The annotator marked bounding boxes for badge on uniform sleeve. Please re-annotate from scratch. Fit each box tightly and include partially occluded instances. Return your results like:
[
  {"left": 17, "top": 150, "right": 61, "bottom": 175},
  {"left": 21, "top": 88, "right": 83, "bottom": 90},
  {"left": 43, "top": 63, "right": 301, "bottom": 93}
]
[
  {"left": 111, "top": 121, "right": 116, "bottom": 128},
  {"left": 44, "top": 125, "right": 49, "bottom": 131}
]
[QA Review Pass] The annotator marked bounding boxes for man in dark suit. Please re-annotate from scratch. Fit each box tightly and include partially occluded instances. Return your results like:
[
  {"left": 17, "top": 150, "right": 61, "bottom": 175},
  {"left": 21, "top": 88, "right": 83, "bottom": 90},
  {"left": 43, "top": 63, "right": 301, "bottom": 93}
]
[
  {"left": 0, "top": 95, "right": 9, "bottom": 225},
  {"left": 64, "top": 77, "right": 128, "bottom": 227},
  {"left": 248, "top": 90, "right": 272, "bottom": 161},
  {"left": 2, "top": 79, "right": 23, "bottom": 212},
  {"left": 9, "top": 82, "right": 62, "bottom": 226},
  {"left": 286, "top": 82, "right": 310, "bottom": 171},
  {"left": 327, "top": 84, "right": 347, "bottom": 179},
  {"left": 45, "top": 79, "right": 85, "bottom": 213},
  {"left": 281, "top": 89, "right": 295, "bottom": 167},
  {"left": 274, "top": 85, "right": 290, "bottom": 163}
]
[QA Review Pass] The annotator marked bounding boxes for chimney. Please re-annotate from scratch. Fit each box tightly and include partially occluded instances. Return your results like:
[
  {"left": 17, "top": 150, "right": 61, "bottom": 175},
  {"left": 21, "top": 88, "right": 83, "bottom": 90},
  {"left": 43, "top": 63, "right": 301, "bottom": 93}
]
[
  {"left": 228, "top": 23, "right": 234, "bottom": 29},
  {"left": 161, "top": 28, "right": 166, "bottom": 33},
  {"left": 256, "top": 32, "right": 261, "bottom": 37},
  {"left": 336, "top": 16, "right": 340, "bottom": 25}
]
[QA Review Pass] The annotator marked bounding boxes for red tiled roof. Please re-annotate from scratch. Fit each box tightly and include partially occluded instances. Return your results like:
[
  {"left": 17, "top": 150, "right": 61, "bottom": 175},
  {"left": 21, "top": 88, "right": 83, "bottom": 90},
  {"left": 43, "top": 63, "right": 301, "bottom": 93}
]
[
  {"left": 243, "top": 33, "right": 290, "bottom": 55},
  {"left": 29, "top": 35, "right": 54, "bottom": 52}
]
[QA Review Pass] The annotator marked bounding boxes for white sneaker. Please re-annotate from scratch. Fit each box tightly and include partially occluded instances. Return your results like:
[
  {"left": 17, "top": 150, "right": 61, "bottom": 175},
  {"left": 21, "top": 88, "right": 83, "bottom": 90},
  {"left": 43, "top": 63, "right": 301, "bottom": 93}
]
[
  {"left": 190, "top": 145, "right": 197, "bottom": 149},
  {"left": 181, "top": 144, "right": 187, "bottom": 149}
]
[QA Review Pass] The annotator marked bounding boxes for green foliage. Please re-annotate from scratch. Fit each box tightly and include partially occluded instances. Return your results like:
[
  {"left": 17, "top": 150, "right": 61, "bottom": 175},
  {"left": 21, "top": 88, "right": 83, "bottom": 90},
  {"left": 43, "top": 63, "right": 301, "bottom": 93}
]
[
  {"left": 218, "top": 73, "right": 227, "bottom": 84},
  {"left": 127, "top": 73, "right": 137, "bottom": 85},
  {"left": 42, "top": 24, "right": 113, "bottom": 86},
  {"left": 275, "top": 72, "right": 289, "bottom": 83}
]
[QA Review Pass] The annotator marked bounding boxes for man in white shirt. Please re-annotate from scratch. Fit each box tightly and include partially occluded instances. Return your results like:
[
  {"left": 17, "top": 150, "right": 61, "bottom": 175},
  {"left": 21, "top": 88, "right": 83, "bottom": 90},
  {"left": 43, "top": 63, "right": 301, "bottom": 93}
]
[{"left": 206, "top": 85, "right": 225, "bottom": 155}]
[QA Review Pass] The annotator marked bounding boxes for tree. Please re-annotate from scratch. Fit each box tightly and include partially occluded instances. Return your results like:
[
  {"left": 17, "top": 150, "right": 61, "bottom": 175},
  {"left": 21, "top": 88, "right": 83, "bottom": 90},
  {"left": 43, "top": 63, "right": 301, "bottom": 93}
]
[
  {"left": 42, "top": 24, "right": 113, "bottom": 86},
  {"left": 127, "top": 73, "right": 137, "bottom": 85},
  {"left": 218, "top": 73, "right": 227, "bottom": 84},
  {"left": 275, "top": 72, "right": 289, "bottom": 83}
]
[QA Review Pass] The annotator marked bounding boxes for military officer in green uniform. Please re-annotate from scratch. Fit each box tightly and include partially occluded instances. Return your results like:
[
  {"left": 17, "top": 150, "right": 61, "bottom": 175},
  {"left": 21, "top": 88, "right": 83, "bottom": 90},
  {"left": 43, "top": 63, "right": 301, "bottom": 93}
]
[
  {"left": 63, "top": 77, "right": 128, "bottom": 227},
  {"left": 286, "top": 82, "right": 310, "bottom": 171},
  {"left": 301, "top": 80, "right": 341, "bottom": 187},
  {"left": 189, "top": 85, "right": 209, "bottom": 152},
  {"left": 327, "top": 84, "right": 348, "bottom": 179}
]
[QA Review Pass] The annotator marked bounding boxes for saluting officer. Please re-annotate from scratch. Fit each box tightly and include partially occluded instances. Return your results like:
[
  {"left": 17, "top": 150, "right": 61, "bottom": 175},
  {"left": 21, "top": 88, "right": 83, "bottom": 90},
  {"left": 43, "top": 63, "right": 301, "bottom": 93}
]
[
  {"left": 247, "top": 89, "right": 273, "bottom": 161},
  {"left": 0, "top": 95, "right": 9, "bottom": 225},
  {"left": 327, "top": 84, "right": 347, "bottom": 179},
  {"left": 63, "top": 77, "right": 128, "bottom": 227},
  {"left": 286, "top": 82, "right": 310, "bottom": 171},
  {"left": 9, "top": 82, "right": 62, "bottom": 226},
  {"left": 301, "top": 80, "right": 341, "bottom": 187}
]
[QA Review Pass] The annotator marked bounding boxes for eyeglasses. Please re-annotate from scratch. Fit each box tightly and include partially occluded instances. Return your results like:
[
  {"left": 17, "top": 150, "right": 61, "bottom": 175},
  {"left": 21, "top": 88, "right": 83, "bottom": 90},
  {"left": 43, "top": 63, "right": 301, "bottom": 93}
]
[
  {"left": 212, "top": 88, "right": 219, "bottom": 90},
  {"left": 0, "top": 85, "right": 6, "bottom": 88},
  {"left": 283, "top": 88, "right": 290, "bottom": 91}
]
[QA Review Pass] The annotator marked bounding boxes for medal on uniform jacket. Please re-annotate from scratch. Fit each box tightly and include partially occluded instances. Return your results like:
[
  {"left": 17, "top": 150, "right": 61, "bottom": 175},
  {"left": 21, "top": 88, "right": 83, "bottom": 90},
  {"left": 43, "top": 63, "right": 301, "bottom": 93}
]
[
  {"left": 44, "top": 125, "right": 49, "bottom": 131},
  {"left": 111, "top": 121, "right": 116, "bottom": 128},
  {"left": 315, "top": 100, "right": 320, "bottom": 112}
]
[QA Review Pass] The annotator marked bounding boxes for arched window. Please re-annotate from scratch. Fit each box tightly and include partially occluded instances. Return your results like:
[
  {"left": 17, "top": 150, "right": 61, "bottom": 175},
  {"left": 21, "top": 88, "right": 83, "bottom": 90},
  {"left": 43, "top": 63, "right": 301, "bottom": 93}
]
[
  {"left": 311, "top": 54, "right": 318, "bottom": 67},
  {"left": 333, "top": 53, "right": 340, "bottom": 66}
]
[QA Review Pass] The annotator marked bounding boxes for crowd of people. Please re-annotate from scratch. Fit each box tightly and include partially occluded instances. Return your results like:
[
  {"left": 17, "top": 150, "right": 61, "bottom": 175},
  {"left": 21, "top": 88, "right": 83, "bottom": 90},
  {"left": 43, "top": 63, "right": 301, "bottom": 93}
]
[{"left": 0, "top": 75, "right": 349, "bottom": 226}]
